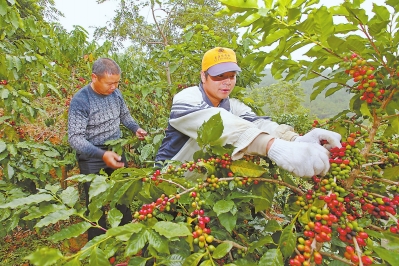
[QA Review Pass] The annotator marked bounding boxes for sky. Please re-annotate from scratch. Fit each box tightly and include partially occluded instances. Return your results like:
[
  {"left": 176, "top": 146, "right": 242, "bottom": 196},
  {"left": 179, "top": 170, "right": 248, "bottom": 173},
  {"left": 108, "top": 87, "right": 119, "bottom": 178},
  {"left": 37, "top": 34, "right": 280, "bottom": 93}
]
[
  {"left": 53, "top": 0, "right": 120, "bottom": 40},
  {"left": 53, "top": 0, "right": 375, "bottom": 42}
]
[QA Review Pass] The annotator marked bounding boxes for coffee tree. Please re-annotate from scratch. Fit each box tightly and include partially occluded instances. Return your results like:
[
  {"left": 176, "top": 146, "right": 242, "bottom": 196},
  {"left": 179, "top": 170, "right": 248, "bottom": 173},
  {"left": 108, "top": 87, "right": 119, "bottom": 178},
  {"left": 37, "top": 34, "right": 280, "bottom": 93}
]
[
  {"left": 219, "top": 0, "right": 399, "bottom": 264},
  {"left": 1, "top": 0, "right": 399, "bottom": 265}
]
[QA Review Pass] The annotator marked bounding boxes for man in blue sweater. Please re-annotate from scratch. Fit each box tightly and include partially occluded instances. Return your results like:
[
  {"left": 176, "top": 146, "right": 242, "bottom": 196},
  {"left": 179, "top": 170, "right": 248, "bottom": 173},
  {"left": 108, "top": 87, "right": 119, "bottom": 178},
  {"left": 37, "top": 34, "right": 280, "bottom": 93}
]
[{"left": 68, "top": 57, "right": 147, "bottom": 240}]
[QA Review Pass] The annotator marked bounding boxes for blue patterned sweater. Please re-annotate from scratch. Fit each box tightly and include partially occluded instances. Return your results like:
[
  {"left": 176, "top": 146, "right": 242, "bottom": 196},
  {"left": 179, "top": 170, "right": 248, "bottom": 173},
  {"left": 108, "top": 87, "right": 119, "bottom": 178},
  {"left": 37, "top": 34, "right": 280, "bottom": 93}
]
[{"left": 68, "top": 84, "right": 140, "bottom": 159}]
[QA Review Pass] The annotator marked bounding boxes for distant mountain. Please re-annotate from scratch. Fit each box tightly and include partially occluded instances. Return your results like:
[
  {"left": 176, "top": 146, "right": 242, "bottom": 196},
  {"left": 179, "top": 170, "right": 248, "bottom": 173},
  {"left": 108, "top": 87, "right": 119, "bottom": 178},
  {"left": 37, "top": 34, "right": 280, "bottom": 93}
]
[{"left": 256, "top": 69, "right": 352, "bottom": 119}]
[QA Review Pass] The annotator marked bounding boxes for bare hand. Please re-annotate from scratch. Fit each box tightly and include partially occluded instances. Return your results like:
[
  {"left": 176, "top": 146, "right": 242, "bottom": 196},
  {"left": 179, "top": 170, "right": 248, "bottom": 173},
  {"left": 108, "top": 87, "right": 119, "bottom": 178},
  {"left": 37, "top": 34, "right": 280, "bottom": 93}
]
[
  {"left": 136, "top": 128, "right": 147, "bottom": 140},
  {"left": 102, "top": 151, "right": 125, "bottom": 169}
]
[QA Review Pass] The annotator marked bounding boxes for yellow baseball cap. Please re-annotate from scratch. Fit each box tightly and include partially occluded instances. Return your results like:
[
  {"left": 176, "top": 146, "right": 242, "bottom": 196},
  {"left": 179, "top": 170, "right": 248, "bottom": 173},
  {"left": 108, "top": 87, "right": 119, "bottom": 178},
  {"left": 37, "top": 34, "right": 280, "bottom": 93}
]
[{"left": 202, "top": 47, "right": 241, "bottom": 76}]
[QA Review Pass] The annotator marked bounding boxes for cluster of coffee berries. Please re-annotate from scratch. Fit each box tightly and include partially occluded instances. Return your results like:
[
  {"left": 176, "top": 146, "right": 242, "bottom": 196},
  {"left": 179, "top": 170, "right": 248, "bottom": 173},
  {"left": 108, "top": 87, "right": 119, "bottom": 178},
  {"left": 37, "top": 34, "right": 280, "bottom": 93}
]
[
  {"left": 319, "top": 192, "right": 346, "bottom": 218},
  {"left": 389, "top": 222, "right": 399, "bottom": 234},
  {"left": 291, "top": 237, "right": 322, "bottom": 265},
  {"left": 344, "top": 53, "right": 383, "bottom": 104},
  {"left": 189, "top": 192, "right": 215, "bottom": 249},
  {"left": 166, "top": 154, "right": 233, "bottom": 177},
  {"left": 16, "top": 126, "right": 26, "bottom": 139},
  {"left": 327, "top": 140, "right": 363, "bottom": 180},
  {"left": 65, "top": 96, "right": 72, "bottom": 107},
  {"left": 242, "top": 154, "right": 261, "bottom": 165},
  {"left": 0, "top": 79, "right": 8, "bottom": 85},
  {"left": 141, "top": 169, "right": 164, "bottom": 186},
  {"left": 359, "top": 194, "right": 398, "bottom": 220},
  {"left": 343, "top": 245, "right": 374, "bottom": 265},
  {"left": 205, "top": 174, "right": 229, "bottom": 191},
  {"left": 192, "top": 215, "right": 214, "bottom": 249},
  {"left": 337, "top": 221, "right": 368, "bottom": 246},
  {"left": 311, "top": 120, "right": 319, "bottom": 128},
  {"left": 133, "top": 194, "right": 177, "bottom": 221}
]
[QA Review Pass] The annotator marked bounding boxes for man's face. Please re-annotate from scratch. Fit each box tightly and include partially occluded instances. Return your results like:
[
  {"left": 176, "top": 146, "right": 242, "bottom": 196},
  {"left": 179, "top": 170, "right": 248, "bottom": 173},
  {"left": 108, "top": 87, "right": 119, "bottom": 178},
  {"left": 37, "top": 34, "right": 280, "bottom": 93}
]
[
  {"left": 201, "top": 71, "right": 237, "bottom": 107},
  {"left": 91, "top": 73, "right": 120, "bottom": 95}
]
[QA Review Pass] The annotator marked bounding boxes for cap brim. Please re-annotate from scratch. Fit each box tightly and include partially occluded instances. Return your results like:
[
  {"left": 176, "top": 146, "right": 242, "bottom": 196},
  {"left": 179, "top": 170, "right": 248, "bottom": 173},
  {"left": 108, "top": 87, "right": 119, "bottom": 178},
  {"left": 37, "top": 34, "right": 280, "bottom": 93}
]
[{"left": 207, "top": 62, "right": 241, "bottom": 76}]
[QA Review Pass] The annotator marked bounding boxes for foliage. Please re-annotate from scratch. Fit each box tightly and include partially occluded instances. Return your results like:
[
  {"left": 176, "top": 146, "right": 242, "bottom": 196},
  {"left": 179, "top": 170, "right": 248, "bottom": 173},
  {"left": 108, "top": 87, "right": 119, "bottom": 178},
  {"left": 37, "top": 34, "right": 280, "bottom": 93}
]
[
  {"left": 1, "top": 0, "right": 399, "bottom": 265},
  {"left": 247, "top": 81, "right": 310, "bottom": 116},
  {"left": 218, "top": 0, "right": 399, "bottom": 264},
  {"left": 257, "top": 69, "right": 355, "bottom": 119},
  {"left": 94, "top": 0, "right": 238, "bottom": 51}
]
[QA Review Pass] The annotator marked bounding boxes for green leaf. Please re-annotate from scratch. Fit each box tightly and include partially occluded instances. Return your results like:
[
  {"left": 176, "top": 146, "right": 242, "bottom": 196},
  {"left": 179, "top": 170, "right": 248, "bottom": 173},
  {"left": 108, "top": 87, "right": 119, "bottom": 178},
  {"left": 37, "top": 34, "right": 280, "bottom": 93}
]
[
  {"left": 147, "top": 229, "right": 169, "bottom": 254},
  {"left": 258, "top": 248, "right": 283, "bottom": 265},
  {"left": 49, "top": 222, "right": 92, "bottom": 242},
  {"left": 6, "top": 162, "right": 14, "bottom": 179},
  {"left": 25, "top": 247, "right": 64, "bottom": 266},
  {"left": 230, "top": 160, "right": 266, "bottom": 177},
  {"left": 64, "top": 257, "right": 81, "bottom": 266},
  {"left": 44, "top": 150, "right": 60, "bottom": 157},
  {"left": 314, "top": 6, "right": 334, "bottom": 43},
  {"left": 264, "top": 220, "right": 282, "bottom": 232},
  {"left": 35, "top": 209, "right": 76, "bottom": 228},
  {"left": 23, "top": 204, "right": 64, "bottom": 220},
  {"left": 382, "top": 166, "right": 399, "bottom": 180},
  {"left": 0, "top": 193, "right": 53, "bottom": 209},
  {"left": 89, "top": 176, "right": 109, "bottom": 201},
  {"left": 108, "top": 208, "right": 122, "bottom": 228},
  {"left": 139, "top": 144, "right": 154, "bottom": 161},
  {"left": 106, "top": 223, "right": 144, "bottom": 237},
  {"left": 373, "top": 246, "right": 399, "bottom": 265},
  {"left": 60, "top": 186, "right": 79, "bottom": 207},
  {"left": 263, "top": 29, "right": 290, "bottom": 46},
  {"left": 212, "top": 242, "right": 233, "bottom": 259},
  {"left": 197, "top": 113, "right": 224, "bottom": 147},
  {"left": 158, "top": 254, "right": 185, "bottom": 266},
  {"left": 239, "top": 13, "right": 261, "bottom": 27},
  {"left": 249, "top": 235, "right": 274, "bottom": 253},
  {"left": 252, "top": 182, "right": 274, "bottom": 212},
  {"left": 359, "top": 101, "right": 372, "bottom": 117},
  {"left": 8, "top": 6, "right": 19, "bottom": 28},
  {"left": 89, "top": 247, "right": 110, "bottom": 266},
  {"left": 125, "top": 230, "right": 148, "bottom": 257},
  {"left": 218, "top": 212, "right": 237, "bottom": 233},
  {"left": 0, "top": 140, "right": 6, "bottom": 153},
  {"left": 220, "top": 0, "right": 258, "bottom": 9},
  {"left": 0, "top": 88, "right": 9, "bottom": 99},
  {"left": 183, "top": 252, "right": 205, "bottom": 266},
  {"left": 0, "top": 0, "right": 7, "bottom": 16},
  {"left": 152, "top": 221, "right": 191, "bottom": 239},
  {"left": 279, "top": 224, "right": 296, "bottom": 258},
  {"left": 377, "top": 231, "right": 399, "bottom": 250},
  {"left": 213, "top": 200, "right": 235, "bottom": 216},
  {"left": 126, "top": 256, "right": 148, "bottom": 266}
]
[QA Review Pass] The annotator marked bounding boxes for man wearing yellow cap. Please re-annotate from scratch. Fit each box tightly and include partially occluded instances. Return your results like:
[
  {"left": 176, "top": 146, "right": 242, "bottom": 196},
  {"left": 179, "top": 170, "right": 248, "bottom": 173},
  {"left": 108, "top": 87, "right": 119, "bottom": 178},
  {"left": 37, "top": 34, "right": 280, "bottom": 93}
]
[{"left": 155, "top": 47, "right": 342, "bottom": 177}]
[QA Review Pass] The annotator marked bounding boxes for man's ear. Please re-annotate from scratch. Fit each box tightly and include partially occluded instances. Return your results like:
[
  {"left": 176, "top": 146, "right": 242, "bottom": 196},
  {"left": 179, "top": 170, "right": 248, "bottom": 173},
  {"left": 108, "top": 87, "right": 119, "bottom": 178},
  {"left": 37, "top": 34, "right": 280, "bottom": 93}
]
[{"left": 200, "top": 71, "right": 206, "bottom": 83}]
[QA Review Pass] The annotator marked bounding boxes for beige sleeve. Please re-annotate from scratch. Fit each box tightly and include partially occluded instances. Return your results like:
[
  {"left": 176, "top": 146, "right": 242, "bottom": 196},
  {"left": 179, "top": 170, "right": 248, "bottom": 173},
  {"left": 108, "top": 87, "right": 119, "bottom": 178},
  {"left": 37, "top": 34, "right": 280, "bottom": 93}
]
[{"left": 244, "top": 133, "right": 275, "bottom": 156}]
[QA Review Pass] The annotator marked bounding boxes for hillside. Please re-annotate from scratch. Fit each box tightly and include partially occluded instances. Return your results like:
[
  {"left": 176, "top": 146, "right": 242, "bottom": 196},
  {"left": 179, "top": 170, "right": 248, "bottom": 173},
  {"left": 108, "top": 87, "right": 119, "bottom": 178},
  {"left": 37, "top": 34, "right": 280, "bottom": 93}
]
[{"left": 256, "top": 69, "right": 353, "bottom": 119}]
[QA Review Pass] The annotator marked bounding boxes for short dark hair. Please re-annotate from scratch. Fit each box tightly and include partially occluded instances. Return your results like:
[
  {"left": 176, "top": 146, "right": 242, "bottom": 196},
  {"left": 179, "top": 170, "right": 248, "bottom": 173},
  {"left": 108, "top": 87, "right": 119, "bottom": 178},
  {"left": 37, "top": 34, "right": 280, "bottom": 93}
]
[{"left": 92, "top": 58, "right": 121, "bottom": 78}]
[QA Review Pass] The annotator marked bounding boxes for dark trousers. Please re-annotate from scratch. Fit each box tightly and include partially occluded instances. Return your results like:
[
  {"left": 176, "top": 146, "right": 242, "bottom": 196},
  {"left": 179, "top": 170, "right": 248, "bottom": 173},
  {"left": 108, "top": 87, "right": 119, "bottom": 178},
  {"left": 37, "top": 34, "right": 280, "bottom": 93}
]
[{"left": 77, "top": 151, "right": 132, "bottom": 240}]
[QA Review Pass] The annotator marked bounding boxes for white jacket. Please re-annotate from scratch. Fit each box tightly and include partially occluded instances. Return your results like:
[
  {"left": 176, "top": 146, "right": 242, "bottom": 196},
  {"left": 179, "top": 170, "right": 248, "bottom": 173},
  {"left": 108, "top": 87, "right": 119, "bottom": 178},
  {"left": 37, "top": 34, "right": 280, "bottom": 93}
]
[{"left": 155, "top": 85, "right": 298, "bottom": 163}]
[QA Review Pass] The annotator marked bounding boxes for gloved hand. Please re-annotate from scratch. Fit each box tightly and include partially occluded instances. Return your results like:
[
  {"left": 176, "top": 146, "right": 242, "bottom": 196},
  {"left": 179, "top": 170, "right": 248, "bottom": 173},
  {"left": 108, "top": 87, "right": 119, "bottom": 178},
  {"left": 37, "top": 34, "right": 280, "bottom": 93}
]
[
  {"left": 294, "top": 128, "right": 342, "bottom": 150},
  {"left": 267, "top": 139, "right": 330, "bottom": 177}
]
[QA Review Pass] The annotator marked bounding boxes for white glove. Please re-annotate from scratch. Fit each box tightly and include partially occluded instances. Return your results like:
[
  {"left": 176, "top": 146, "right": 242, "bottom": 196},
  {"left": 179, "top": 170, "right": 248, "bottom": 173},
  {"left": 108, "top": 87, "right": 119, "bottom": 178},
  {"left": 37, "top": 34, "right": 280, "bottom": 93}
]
[
  {"left": 294, "top": 128, "right": 342, "bottom": 150},
  {"left": 268, "top": 139, "right": 330, "bottom": 177}
]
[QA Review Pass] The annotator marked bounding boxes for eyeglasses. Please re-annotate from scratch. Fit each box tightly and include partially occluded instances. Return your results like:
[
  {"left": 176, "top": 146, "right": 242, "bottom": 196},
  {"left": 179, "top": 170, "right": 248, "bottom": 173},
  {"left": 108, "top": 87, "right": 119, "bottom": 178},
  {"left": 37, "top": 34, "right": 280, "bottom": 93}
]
[{"left": 207, "top": 72, "right": 237, "bottom": 82}]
